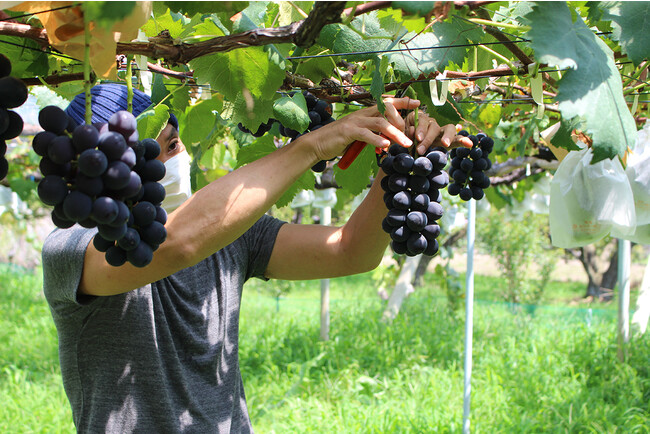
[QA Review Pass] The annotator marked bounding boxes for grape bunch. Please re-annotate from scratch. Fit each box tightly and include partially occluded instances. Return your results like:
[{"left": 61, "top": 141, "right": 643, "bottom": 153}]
[
  {"left": 238, "top": 91, "right": 335, "bottom": 172},
  {"left": 33, "top": 106, "right": 167, "bottom": 268},
  {"left": 447, "top": 131, "right": 493, "bottom": 201},
  {"left": 0, "top": 53, "right": 28, "bottom": 180},
  {"left": 379, "top": 143, "right": 449, "bottom": 257}
]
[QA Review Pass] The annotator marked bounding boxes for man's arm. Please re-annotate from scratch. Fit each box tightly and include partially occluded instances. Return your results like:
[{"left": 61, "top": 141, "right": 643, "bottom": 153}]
[
  {"left": 79, "top": 98, "right": 420, "bottom": 296},
  {"left": 265, "top": 113, "right": 473, "bottom": 280}
]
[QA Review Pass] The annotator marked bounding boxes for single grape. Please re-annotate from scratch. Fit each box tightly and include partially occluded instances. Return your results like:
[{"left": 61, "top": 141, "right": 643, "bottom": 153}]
[
  {"left": 114, "top": 171, "right": 143, "bottom": 200},
  {"left": 388, "top": 143, "right": 408, "bottom": 155},
  {"left": 139, "top": 221, "right": 167, "bottom": 245},
  {"left": 141, "top": 138, "right": 161, "bottom": 160},
  {"left": 0, "top": 156, "right": 7, "bottom": 180},
  {"left": 423, "top": 238, "right": 439, "bottom": 256},
  {"left": 385, "top": 209, "right": 407, "bottom": 226},
  {"left": 392, "top": 191, "right": 411, "bottom": 210},
  {"left": 155, "top": 206, "right": 167, "bottom": 225},
  {"left": 119, "top": 147, "right": 136, "bottom": 169},
  {"left": 408, "top": 175, "right": 429, "bottom": 194},
  {"left": 391, "top": 240, "right": 408, "bottom": 255},
  {"left": 388, "top": 174, "right": 409, "bottom": 192},
  {"left": 51, "top": 211, "right": 74, "bottom": 229},
  {"left": 392, "top": 153, "right": 414, "bottom": 174},
  {"left": 48, "top": 135, "right": 75, "bottom": 165},
  {"left": 75, "top": 173, "right": 104, "bottom": 197},
  {"left": 98, "top": 222, "right": 128, "bottom": 241},
  {"left": 390, "top": 225, "right": 411, "bottom": 243},
  {"left": 0, "top": 77, "right": 28, "bottom": 109},
  {"left": 105, "top": 245, "right": 127, "bottom": 266},
  {"left": 108, "top": 110, "right": 137, "bottom": 137},
  {"left": 62, "top": 190, "right": 92, "bottom": 222},
  {"left": 38, "top": 175, "right": 68, "bottom": 206},
  {"left": 117, "top": 228, "right": 141, "bottom": 251},
  {"left": 412, "top": 156, "right": 433, "bottom": 176},
  {"left": 0, "top": 54, "right": 11, "bottom": 78},
  {"left": 38, "top": 105, "right": 68, "bottom": 134},
  {"left": 132, "top": 201, "right": 156, "bottom": 227},
  {"left": 0, "top": 111, "right": 23, "bottom": 140},
  {"left": 32, "top": 131, "right": 56, "bottom": 157},
  {"left": 127, "top": 241, "right": 154, "bottom": 267},
  {"left": 98, "top": 131, "right": 127, "bottom": 161},
  {"left": 78, "top": 149, "right": 108, "bottom": 177},
  {"left": 406, "top": 211, "right": 428, "bottom": 232},
  {"left": 72, "top": 124, "right": 100, "bottom": 153},
  {"left": 93, "top": 234, "right": 115, "bottom": 253},
  {"left": 428, "top": 171, "right": 449, "bottom": 189},
  {"left": 469, "top": 147, "right": 483, "bottom": 160},
  {"left": 39, "top": 157, "right": 71, "bottom": 177},
  {"left": 426, "top": 149, "right": 447, "bottom": 170},
  {"left": 460, "top": 158, "right": 474, "bottom": 172},
  {"left": 110, "top": 201, "right": 130, "bottom": 227},
  {"left": 406, "top": 233, "right": 427, "bottom": 255},
  {"left": 91, "top": 196, "right": 119, "bottom": 224},
  {"left": 141, "top": 181, "right": 166, "bottom": 205},
  {"left": 102, "top": 161, "right": 131, "bottom": 190},
  {"left": 459, "top": 187, "right": 473, "bottom": 201},
  {"left": 411, "top": 193, "right": 430, "bottom": 212},
  {"left": 447, "top": 182, "right": 461, "bottom": 196},
  {"left": 422, "top": 224, "right": 441, "bottom": 240},
  {"left": 471, "top": 186, "right": 485, "bottom": 200},
  {"left": 426, "top": 201, "right": 444, "bottom": 221}
]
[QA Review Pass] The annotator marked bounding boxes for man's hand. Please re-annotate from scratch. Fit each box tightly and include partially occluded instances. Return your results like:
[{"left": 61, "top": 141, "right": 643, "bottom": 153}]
[
  {"left": 405, "top": 111, "right": 474, "bottom": 155},
  {"left": 296, "top": 97, "right": 420, "bottom": 162}
]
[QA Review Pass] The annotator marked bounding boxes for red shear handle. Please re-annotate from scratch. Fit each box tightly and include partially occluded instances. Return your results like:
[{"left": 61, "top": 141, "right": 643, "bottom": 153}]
[{"left": 337, "top": 140, "right": 366, "bottom": 170}]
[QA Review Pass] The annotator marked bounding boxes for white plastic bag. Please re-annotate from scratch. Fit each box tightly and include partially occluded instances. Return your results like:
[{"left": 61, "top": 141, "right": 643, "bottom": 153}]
[
  {"left": 550, "top": 146, "right": 636, "bottom": 248},
  {"left": 626, "top": 121, "right": 650, "bottom": 226}
]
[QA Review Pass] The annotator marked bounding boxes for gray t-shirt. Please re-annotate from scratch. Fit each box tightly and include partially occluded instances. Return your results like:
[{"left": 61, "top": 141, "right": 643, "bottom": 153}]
[{"left": 43, "top": 215, "right": 285, "bottom": 433}]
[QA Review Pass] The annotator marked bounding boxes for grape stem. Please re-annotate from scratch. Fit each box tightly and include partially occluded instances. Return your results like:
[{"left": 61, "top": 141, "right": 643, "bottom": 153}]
[
  {"left": 83, "top": 9, "right": 91, "bottom": 125},
  {"left": 126, "top": 54, "right": 134, "bottom": 113}
]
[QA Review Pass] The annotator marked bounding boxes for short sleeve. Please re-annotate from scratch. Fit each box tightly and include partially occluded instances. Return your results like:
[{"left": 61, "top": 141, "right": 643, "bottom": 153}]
[
  {"left": 239, "top": 214, "right": 286, "bottom": 281},
  {"left": 42, "top": 226, "right": 98, "bottom": 314}
]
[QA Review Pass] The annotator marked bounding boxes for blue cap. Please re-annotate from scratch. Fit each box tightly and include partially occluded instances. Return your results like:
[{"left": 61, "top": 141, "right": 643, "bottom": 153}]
[{"left": 65, "top": 83, "right": 178, "bottom": 131}]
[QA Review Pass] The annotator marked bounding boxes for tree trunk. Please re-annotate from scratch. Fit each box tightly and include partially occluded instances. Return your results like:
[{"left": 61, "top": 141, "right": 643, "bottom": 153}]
[
  {"left": 570, "top": 239, "right": 618, "bottom": 300},
  {"left": 382, "top": 255, "right": 421, "bottom": 322}
]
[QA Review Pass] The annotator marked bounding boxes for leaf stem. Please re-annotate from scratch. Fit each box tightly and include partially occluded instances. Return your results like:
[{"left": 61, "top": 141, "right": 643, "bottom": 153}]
[{"left": 478, "top": 44, "right": 517, "bottom": 74}]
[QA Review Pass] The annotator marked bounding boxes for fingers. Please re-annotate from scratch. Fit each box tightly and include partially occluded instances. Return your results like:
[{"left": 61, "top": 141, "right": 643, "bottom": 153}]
[{"left": 384, "top": 97, "right": 421, "bottom": 111}]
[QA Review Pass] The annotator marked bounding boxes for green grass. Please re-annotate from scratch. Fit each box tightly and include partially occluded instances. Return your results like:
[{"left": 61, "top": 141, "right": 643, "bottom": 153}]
[{"left": 2, "top": 264, "right": 649, "bottom": 433}]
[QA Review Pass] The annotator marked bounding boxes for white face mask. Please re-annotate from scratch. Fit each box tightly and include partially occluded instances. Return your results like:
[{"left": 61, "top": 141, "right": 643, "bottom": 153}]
[{"left": 159, "top": 150, "right": 192, "bottom": 213}]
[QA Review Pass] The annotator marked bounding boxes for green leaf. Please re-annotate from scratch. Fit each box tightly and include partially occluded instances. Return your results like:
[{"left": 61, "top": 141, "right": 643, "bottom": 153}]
[
  {"left": 370, "top": 56, "right": 388, "bottom": 113},
  {"left": 410, "top": 81, "right": 460, "bottom": 126},
  {"left": 151, "top": 73, "right": 170, "bottom": 105},
  {"left": 190, "top": 46, "right": 285, "bottom": 103},
  {"left": 278, "top": 1, "right": 311, "bottom": 26},
  {"left": 600, "top": 1, "right": 650, "bottom": 66},
  {"left": 0, "top": 36, "right": 48, "bottom": 77},
  {"left": 273, "top": 94, "right": 310, "bottom": 132},
  {"left": 526, "top": 2, "right": 636, "bottom": 162},
  {"left": 318, "top": 13, "right": 393, "bottom": 62},
  {"left": 180, "top": 98, "right": 222, "bottom": 146},
  {"left": 141, "top": 8, "right": 187, "bottom": 38},
  {"left": 389, "top": 18, "right": 483, "bottom": 78},
  {"left": 294, "top": 47, "right": 334, "bottom": 84},
  {"left": 550, "top": 117, "right": 582, "bottom": 152},
  {"left": 516, "top": 117, "right": 537, "bottom": 156},
  {"left": 478, "top": 102, "right": 502, "bottom": 130},
  {"left": 233, "top": 1, "right": 269, "bottom": 33},
  {"left": 221, "top": 92, "right": 276, "bottom": 132},
  {"left": 82, "top": 1, "right": 136, "bottom": 29},
  {"left": 333, "top": 145, "right": 377, "bottom": 196},
  {"left": 391, "top": 1, "right": 434, "bottom": 17},
  {"left": 137, "top": 104, "right": 169, "bottom": 140},
  {"left": 161, "top": 1, "right": 249, "bottom": 16}
]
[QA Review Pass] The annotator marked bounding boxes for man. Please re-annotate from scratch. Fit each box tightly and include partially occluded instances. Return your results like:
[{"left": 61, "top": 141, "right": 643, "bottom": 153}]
[{"left": 43, "top": 84, "right": 470, "bottom": 432}]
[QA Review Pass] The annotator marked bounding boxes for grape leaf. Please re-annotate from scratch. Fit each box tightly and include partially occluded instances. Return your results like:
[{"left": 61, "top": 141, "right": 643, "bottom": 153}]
[
  {"left": 151, "top": 72, "right": 170, "bottom": 105},
  {"left": 550, "top": 117, "right": 582, "bottom": 152},
  {"left": 82, "top": 1, "right": 136, "bottom": 30},
  {"left": 294, "top": 46, "right": 334, "bottom": 84},
  {"left": 273, "top": 93, "right": 310, "bottom": 132},
  {"left": 235, "top": 135, "right": 314, "bottom": 207},
  {"left": 232, "top": 1, "right": 268, "bottom": 33},
  {"left": 159, "top": 1, "right": 249, "bottom": 17},
  {"left": 181, "top": 98, "right": 223, "bottom": 146},
  {"left": 526, "top": 2, "right": 636, "bottom": 162},
  {"left": 333, "top": 145, "right": 377, "bottom": 197},
  {"left": 370, "top": 56, "right": 388, "bottom": 113},
  {"left": 391, "top": 1, "right": 434, "bottom": 17},
  {"left": 600, "top": 1, "right": 650, "bottom": 66},
  {"left": 318, "top": 14, "right": 393, "bottom": 62},
  {"left": 141, "top": 8, "right": 187, "bottom": 38},
  {"left": 389, "top": 18, "right": 483, "bottom": 78},
  {"left": 0, "top": 36, "right": 49, "bottom": 77},
  {"left": 137, "top": 104, "right": 170, "bottom": 140},
  {"left": 221, "top": 91, "right": 276, "bottom": 132},
  {"left": 190, "top": 46, "right": 285, "bottom": 103}
]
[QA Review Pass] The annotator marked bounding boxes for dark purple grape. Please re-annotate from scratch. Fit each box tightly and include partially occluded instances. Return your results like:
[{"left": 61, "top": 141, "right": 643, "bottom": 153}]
[
  {"left": 408, "top": 176, "right": 429, "bottom": 194},
  {"left": 72, "top": 124, "right": 100, "bottom": 153},
  {"left": 141, "top": 181, "right": 165, "bottom": 205},
  {"left": 127, "top": 241, "right": 153, "bottom": 267},
  {"left": 474, "top": 158, "right": 488, "bottom": 171},
  {"left": 108, "top": 110, "right": 137, "bottom": 137},
  {"left": 75, "top": 173, "right": 104, "bottom": 197},
  {"left": 460, "top": 158, "right": 473, "bottom": 172},
  {"left": 62, "top": 190, "right": 92, "bottom": 222},
  {"left": 110, "top": 201, "right": 130, "bottom": 227},
  {"left": 382, "top": 217, "right": 393, "bottom": 234},
  {"left": 0, "top": 77, "right": 28, "bottom": 109},
  {"left": 139, "top": 221, "right": 166, "bottom": 245},
  {"left": 105, "top": 245, "right": 127, "bottom": 266},
  {"left": 119, "top": 147, "right": 136, "bottom": 168},
  {"left": 452, "top": 169, "right": 467, "bottom": 184},
  {"left": 0, "top": 110, "right": 8, "bottom": 137},
  {"left": 78, "top": 149, "right": 108, "bottom": 177},
  {"left": 117, "top": 228, "right": 141, "bottom": 251},
  {"left": 426, "top": 149, "right": 447, "bottom": 170},
  {"left": 155, "top": 206, "right": 167, "bottom": 224},
  {"left": 0, "top": 157, "right": 7, "bottom": 180},
  {"left": 32, "top": 131, "right": 56, "bottom": 157},
  {"left": 114, "top": 171, "right": 142, "bottom": 199},
  {"left": 385, "top": 209, "right": 407, "bottom": 226},
  {"left": 406, "top": 211, "right": 427, "bottom": 232},
  {"left": 0, "top": 54, "right": 11, "bottom": 78},
  {"left": 38, "top": 175, "right": 68, "bottom": 206},
  {"left": 47, "top": 136, "right": 75, "bottom": 165},
  {"left": 423, "top": 238, "right": 439, "bottom": 256},
  {"left": 388, "top": 143, "right": 408, "bottom": 155},
  {"left": 0, "top": 111, "right": 23, "bottom": 140},
  {"left": 469, "top": 147, "right": 483, "bottom": 160},
  {"left": 392, "top": 153, "right": 414, "bottom": 174},
  {"left": 311, "top": 160, "right": 327, "bottom": 172},
  {"left": 391, "top": 240, "right": 408, "bottom": 255},
  {"left": 422, "top": 224, "right": 441, "bottom": 240},
  {"left": 313, "top": 100, "right": 332, "bottom": 121},
  {"left": 38, "top": 105, "right": 68, "bottom": 134},
  {"left": 390, "top": 225, "right": 411, "bottom": 243},
  {"left": 93, "top": 234, "right": 114, "bottom": 252},
  {"left": 428, "top": 171, "right": 449, "bottom": 189},
  {"left": 141, "top": 159, "right": 165, "bottom": 182},
  {"left": 406, "top": 233, "right": 427, "bottom": 255},
  {"left": 91, "top": 196, "right": 119, "bottom": 224},
  {"left": 98, "top": 222, "right": 127, "bottom": 241},
  {"left": 380, "top": 155, "right": 396, "bottom": 175},
  {"left": 51, "top": 211, "right": 74, "bottom": 229},
  {"left": 102, "top": 161, "right": 131, "bottom": 190},
  {"left": 392, "top": 191, "right": 411, "bottom": 210},
  {"left": 459, "top": 187, "right": 472, "bottom": 201},
  {"left": 426, "top": 201, "right": 444, "bottom": 221},
  {"left": 388, "top": 174, "right": 409, "bottom": 192},
  {"left": 456, "top": 147, "right": 470, "bottom": 158},
  {"left": 132, "top": 201, "right": 156, "bottom": 227},
  {"left": 411, "top": 193, "right": 430, "bottom": 212},
  {"left": 471, "top": 186, "right": 485, "bottom": 200},
  {"left": 448, "top": 182, "right": 461, "bottom": 196},
  {"left": 39, "top": 157, "right": 71, "bottom": 177},
  {"left": 412, "top": 157, "right": 433, "bottom": 176},
  {"left": 98, "top": 131, "right": 127, "bottom": 161},
  {"left": 141, "top": 138, "right": 161, "bottom": 160}
]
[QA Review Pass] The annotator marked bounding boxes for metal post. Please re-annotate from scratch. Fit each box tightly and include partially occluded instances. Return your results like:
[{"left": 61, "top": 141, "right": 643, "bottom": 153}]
[
  {"left": 463, "top": 199, "right": 476, "bottom": 434},
  {"left": 320, "top": 206, "right": 331, "bottom": 341},
  {"left": 617, "top": 239, "right": 631, "bottom": 361}
]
